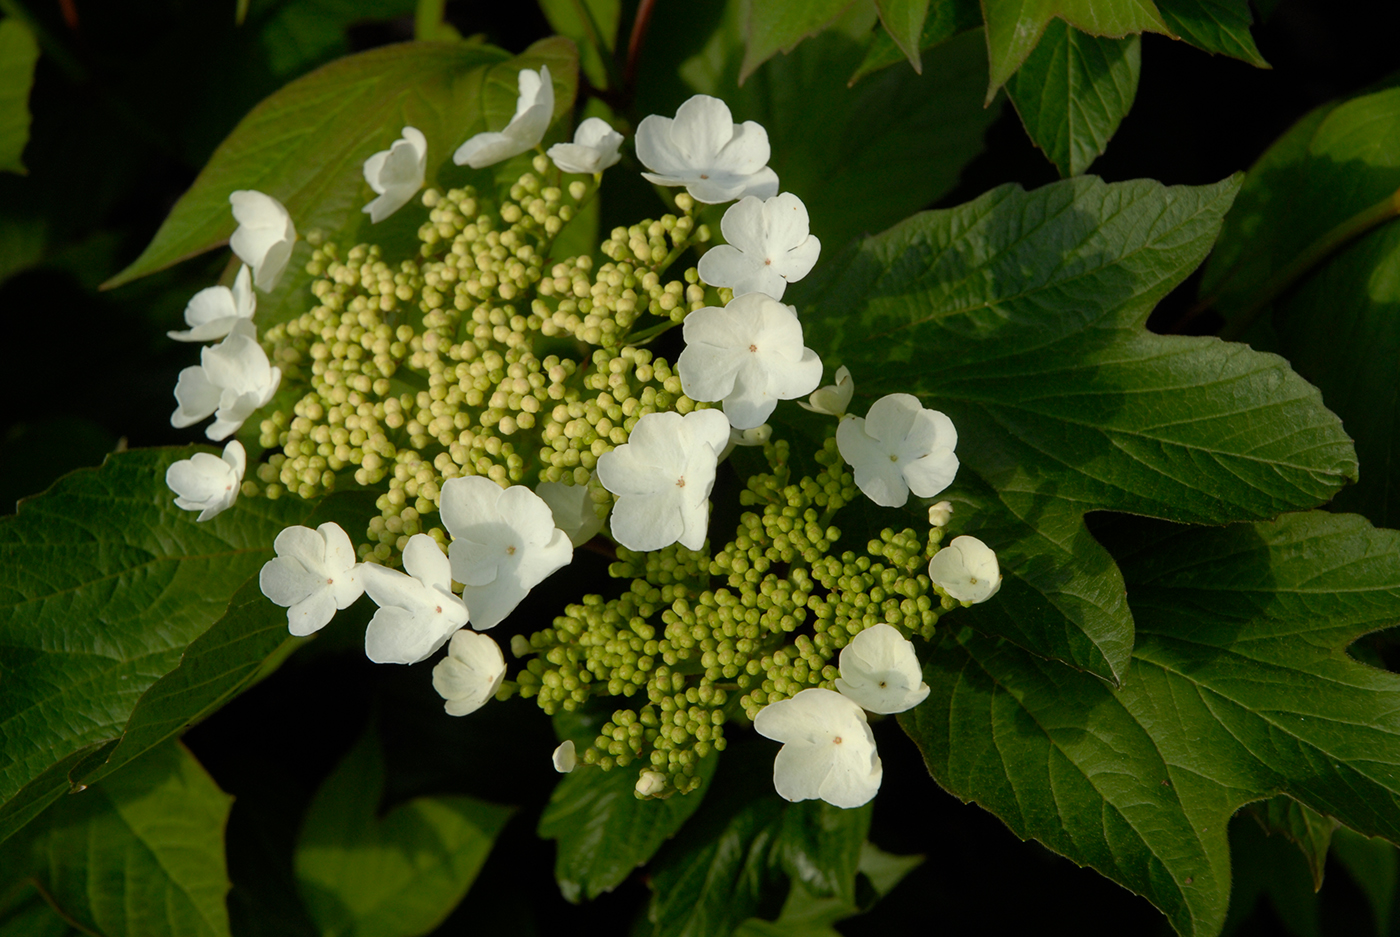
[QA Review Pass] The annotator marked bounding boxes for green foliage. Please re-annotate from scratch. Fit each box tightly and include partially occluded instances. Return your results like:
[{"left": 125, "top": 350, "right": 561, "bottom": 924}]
[
  {"left": 904, "top": 512, "right": 1400, "bottom": 936},
  {"left": 1245, "top": 796, "right": 1338, "bottom": 891},
  {"left": 740, "top": 0, "right": 857, "bottom": 83},
  {"left": 1005, "top": 20, "right": 1140, "bottom": 176},
  {"left": 0, "top": 16, "right": 38, "bottom": 175},
  {"left": 294, "top": 729, "right": 513, "bottom": 937},
  {"left": 538, "top": 0, "right": 619, "bottom": 89},
  {"left": 1154, "top": 0, "right": 1267, "bottom": 66},
  {"left": 0, "top": 449, "right": 317, "bottom": 844},
  {"left": 249, "top": 0, "right": 419, "bottom": 78},
  {"left": 872, "top": 0, "right": 931, "bottom": 70},
  {"left": 851, "top": 0, "right": 980, "bottom": 82},
  {"left": 0, "top": 741, "right": 234, "bottom": 937},
  {"left": 1332, "top": 827, "right": 1398, "bottom": 936},
  {"left": 732, "top": 845, "right": 923, "bottom": 936}
]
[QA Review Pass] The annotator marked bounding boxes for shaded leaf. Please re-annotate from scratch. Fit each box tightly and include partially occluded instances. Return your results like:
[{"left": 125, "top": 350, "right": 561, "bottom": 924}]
[
  {"left": 0, "top": 17, "right": 39, "bottom": 175},
  {"left": 874, "top": 0, "right": 931, "bottom": 70},
  {"left": 250, "top": 0, "right": 418, "bottom": 78},
  {"left": 740, "top": 0, "right": 860, "bottom": 83},
  {"left": 1005, "top": 20, "right": 1140, "bottom": 176},
  {"left": 850, "top": 0, "right": 980, "bottom": 83},
  {"left": 1154, "top": 0, "right": 1266, "bottom": 66},
  {"left": 1246, "top": 795, "right": 1339, "bottom": 891},
  {"left": 1223, "top": 813, "right": 1321, "bottom": 937},
  {"left": 1332, "top": 826, "right": 1397, "bottom": 937},
  {"left": 538, "top": 0, "right": 620, "bottom": 88}
]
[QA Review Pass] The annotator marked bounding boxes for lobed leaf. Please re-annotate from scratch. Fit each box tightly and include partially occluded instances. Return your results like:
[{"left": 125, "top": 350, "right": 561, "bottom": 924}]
[
  {"left": 0, "top": 17, "right": 39, "bottom": 175},
  {"left": 1153, "top": 0, "right": 1267, "bottom": 66},
  {"left": 850, "top": 0, "right": 981, "bottom": 83}
]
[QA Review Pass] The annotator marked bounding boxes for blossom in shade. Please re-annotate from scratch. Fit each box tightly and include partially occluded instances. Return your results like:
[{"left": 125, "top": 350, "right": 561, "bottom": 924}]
[
  {"left": 168, "top": 265, "right": 256, "bottom": 342},
  {"left": 836, "top": 393, "right": 958, "bottom": 508},
  {"left": 552, "top": 740, "right": 577, "bottom": 773},
  {"left": 546, "top": 117, "right": 623, "bottom": 174},
  {"left": 696, "top": 193, "right": 820, "bottom": 299},
  {"left": 362, "top": 126, "right": 427, "bottom": 223},
  {"left": 170, "top": 320, "right": 282, "bottom": 441},
  {"left": 165, "top": 440, "right": 245, "bottom": 521},
  {"left": 440, "top": 476, "right": 572, "bottom": 630},
  {"left": 359, "top": 533, "right": 468, "bottom": 664},
  {"left": 799, "top": 365, "right": 853, "bottom": 417},
  {"left": 229, "top": 190, "right": 296, "bottom": 292},
  {"left": 753, "top": 688, "right": 882, "bottom": 809},
  {"left": 634, "top": 94, "right": 779, "bottom": 204},
  {"left": 258, "top": 522, "right": 364, "bottom": 636},
  {"left": 535, "top": 478, "right": 605, "bottom": 547},
  {"left": 635, "top": 771, "right": 666, "bottom": 797},
  {"left": 431, "top": 629, "right": 506, "bottom": 716},
  {"left": 928, "top": 535, "right": 1002, "bottom": 604},
  {"left": 833, "top": 624, "right": 929, "bottom": 714},
  {"left": 454, "top": 65, "right": 554, "bottom": 168},
  {"left": 927, "top": 500, "right": 953, "bottom": 528},
  {"left": 595, "top": 409, "right": 731, "bottom": 551},
  {"left": 677, "top": 292, "right": 823, "bottom": 430}
]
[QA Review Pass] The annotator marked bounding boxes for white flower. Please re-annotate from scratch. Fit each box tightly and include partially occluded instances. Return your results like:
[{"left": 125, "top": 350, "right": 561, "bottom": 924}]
[
  {"left": 362, "top": 126, "right": 427, "bottom": 223},
  {"left": 697, "top": 194, "right": 820, "bottom": 300},
  {"left": 553, "top": 740, "right": 577, "bottom": 773},
  {"left": 928, "top": 535, "right": 1002, "bottom": 604},
  {"left": 165, "top": 440, "right": 245, "bottom": 521},
  {"left": 170, "top": 320, "right": 282, "bottom": 441},
  {"left": 229, "top": 190, "right": 296, "bottom": 292},
  {"left": 359, "top": 533, "right": 469, "bottom": 664},
  {"left": 547, "top": 117, "right": 623, "bottom": 174},
  {"left": 595, "top": 409, "right": 731, "bottom": 551},
  {"left": 677, "top": 293, "right": 823, "bottom": 430},
  {"left": 535, "top": 478, "right": 605, "bottom": 547},
  {"left": 634, "top": 94, "right": 779, "bottom": 204},
  {"left": 454, "top": 65, "right": 554, "bottom": 169},
  {"left": 833, "top": 624, "right": 929, "bottom": 715},
  {"left": 927, "top": 500, "right": 953, "bottom": 528},
  {"left": 168, "top": 265, "right": 256, "bottom": 342},
  {"left": 635, "top": 770, "right": 666, "bottom": 797},
  {"left": 836, "top": 393, "right": 958, "bottom": 508},
  {"left": 440, "top": 476, "right": 572, "bottom": 630},
  {"left": 799, "top": 366, "right": 854, "bottom": 417},
  {"left": 753, "top": 688, "right": 882, "bottom": 809},
  {"left": 258, "top": 521, "right": 364, "bottom": 637},
  {"left": 431, "top": 629, "right": 506, "bottom": 716},
  {"left": 718, "top": 423, "right": 772, "bottom": 462}
]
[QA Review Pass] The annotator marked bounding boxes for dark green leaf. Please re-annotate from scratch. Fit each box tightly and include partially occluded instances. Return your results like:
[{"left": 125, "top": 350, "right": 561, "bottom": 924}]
[
  {"left": 1332, "top": 826, "right": 1397, "bottom": 937},
  {"left": 538, "top": 0, "right": 620, "bottom": 88},
  {"left": 0, "top": 17, "right": 39, "bottom": 175},
  {"left": 1154, "top": 0, "right": 1266, "bottom": 66},
  {"left": 850, "top": 0, "right": 980, "bottom": 83},
  {"left": 538, "top": 752, "right": 718, "bottom": 902},
  {"left": 1245, "top": 796, "right": 1338, "bottom": 891},
  {"left": 1224, "top": 813, "right": 1321, "bottom": 937},
  {"left": 105, "top": 38, "right": 580, "bottom": 289},
  {"left": 0, "top": 741, "right": 233, "bottom": 937},
  {"left": 1005, "top": 20, "right": 1140, "bottom": 176},
  {"left": 0, "top": 883, "right": 79, "bottom": 937},
  {"left": 797, "top": 174, "right": 1355, "bottom": 680},
  {"left": 903, "top": 512, "right": 1400, "bottom": 936},
  {"left": 740, "top": 0, "right": 860, "bottom": 83},
  {"left": 295, "top": 729, "right": 513, "bottom": 937},
  {"left": 250, "top": 0, "right": 418, "bottom": 78},
  {"left": 981, "top": 0, "right": 1169, "bottom": 99},
  {"left": 0, "top": 448, "right": 317, "bottom": 843},
  {"left": 873, "top": 0, "right": 931, "bottom": 70}
]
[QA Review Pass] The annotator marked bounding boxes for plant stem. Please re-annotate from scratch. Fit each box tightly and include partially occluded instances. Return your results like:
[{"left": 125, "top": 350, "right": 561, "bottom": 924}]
[{"left": 624, "top": 0, "right": 657, "bottom": 94}]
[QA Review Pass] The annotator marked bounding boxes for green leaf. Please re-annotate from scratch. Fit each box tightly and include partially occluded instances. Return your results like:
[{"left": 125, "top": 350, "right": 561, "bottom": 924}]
[
  {"left": 0, "top": 883, "right": 80, "bottom": 937},
  {"left": 1332, "top": 826, "right": 1397, "bottom": 936},
  {"left": 1224, "top": 813, "right": 1321, "bottom": 937},
  {"left": 796, "top": 174, "right": 1355, "bottom": 680},
  {"left": 740, "top": 0, "right": 862, "bottom": 83},
  {"left": 850, "top": 0, "right": 981, "bottom": 83},
  {"left": 538, "top": 752, "right": 718, "bottom": 902},
  {"left": 902, "top": 512, "right": 1400, "bottom": 936},
  {"left": 645, "top": 746, "right": 870, "bottom": 937},
  {"left": 295, "top": 729, "right": 513, "bottom": 937},
  {"left": 1245, "top": 796, "right": 1339, "bottom": 891},
  {"left": 249, "top": 0, "right": 418, "bottom": 79},
  {"left": 538, "top": 0, "right": 620, "bottom": 89},
  {"left": 104, "top": 38, "right": 580, "bottom": 289},
  {"left": 1153, "top": 0, "right": 1267, "bottom": 66},
  {"left": 0, "top": 17, "right": 39, "bottom": 175},
  {"left": 0, "top": 741, "right": 234, "bottom": 937},
  {"left": 0, "top": 448, "right": 318, "bottom": 844},
  {"left": 981, "top": 0, "right": 1170, "bottom": 100},
  {"left": 1202, "top": 86, "right": 1400, "bottom": 527},
  {"left": 1005, "top": 20, "right": 1140, "bottom": 176},
  {"left": 873, "top": 0, "right": 931, "bottom": 71},
  {"left": 732, "top": 842, "right": 921, "bottom": 936}
]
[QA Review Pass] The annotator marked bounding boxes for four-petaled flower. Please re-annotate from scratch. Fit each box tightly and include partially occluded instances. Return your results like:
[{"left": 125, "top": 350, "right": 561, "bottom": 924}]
[
  {"left": 440, "top": 476, "right": 573, "bottom": 630},
  {"left": 360, "top": 533, "right": 469, "bottom": 664},
  {"left": 547, "top": 117, "right": 623, "bottom": 174},
  {"left": 799, "top": 365, "right": 853, "bottom": 417},
  {"left": 168, "top": 265, "right": 256, "bottom": 342},
  {"left": 753, "top": 688, "right": 883, "bottom": 809},
  {"left": 596, "top": 409, "right": 731, "bottom": 551},
  {"left": 258, "top": 521, "right": 365, "bottom": 636},
  {"left": 834, "top": 624, "right": 930, "bottom": 714},
  {"left": 535, "top": 477, "right": 605, "bottom": 547},
  {"left": 170, "top": 320, "right": 282, "bottom": 440},
  {"left": 454, "top": 65, "right": 554, "bottom": 169},
  {"left": 635, "top": 95, "right": 779, "bottom": 204},
  {"left": 836, "top": 393, "right": 958, "bottom": 507},
  {"left": 362, "top": 126, "right": 427, "bottom": 223},
  {"left": 697, "top": 193, "right": 820, "bottom": 299},
  {"left": 431, "top": 629, "right": 506, "bottom": 716},
  {"left": 677, "top": 293, "right": 823, "bottom": 430},
  {"left": 229, "top": 190, "right": 296, "bottom": 292},
  {"left": 928, "top": 535, "right": 1002, "bottom": 604},
  {"left": 165, "top": 439, "right": 245, "bottom": 521}
]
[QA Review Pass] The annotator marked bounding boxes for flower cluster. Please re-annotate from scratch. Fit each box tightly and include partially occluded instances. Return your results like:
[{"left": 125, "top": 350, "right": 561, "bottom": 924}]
[{"left": 161, "top": 69, "right": 1003, "bottom": 812}]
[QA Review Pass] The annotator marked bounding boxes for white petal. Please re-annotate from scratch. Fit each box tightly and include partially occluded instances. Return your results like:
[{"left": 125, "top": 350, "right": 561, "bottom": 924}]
[
  {"left": 552, "top": 740, "right": 577, "bottom": 773},
  {"left": 229, "top": 190, "right": 295, "bottom": 292},
  {"left": 287, "top": 589, "right": 339, "bottom": 637},
  {"left": 536, "top": 479, "right": 605, "bottom": 547},
  {"left": 171, "top": 366, "right": 221, "bottom": 428},
  {"left": 928, "top": 536, "right": 1001, "bottom": 603},
  {"left": 260, "top": 555, "right": 319, "bottom": 610},
  {"left": 402, "top": 533, "right": 454, "bottom": 594},
  {"left": 547, "top": 117, "right": 623, "bottom": 174},
  {"left": 754, "top": 688, "right": 882, "bottom": 808},
  {"left": 834, "top": 624, "right": 930, "bottom": 715},
  {"left": 432, "top": 629, "right": 506, "bottom": 715}
]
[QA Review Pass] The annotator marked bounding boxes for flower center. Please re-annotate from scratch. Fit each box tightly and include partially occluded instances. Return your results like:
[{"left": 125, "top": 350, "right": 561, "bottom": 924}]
[
  {"left": 833, "top": 736, "right": 843, "bottom": 744},
  {"left": 749, "top": 343, "right": 758, "bottom": 352},
  {"left": 435, "top": 605, "right": 443, "bottom": 614},
  {"left": 506, "top": 544, "right": 517, "bottom": 555},
  {"left": 879, "top": 681, "right": 887, "bottom": 688},
  {"left": 676, "top": 476, "right": 686, "bottom": 488},
  {"left": 764, "top": 258, "right": 772, "bottom": 265},
  {"left": 699, "top": 173, "right": 709, "bottom": 179},
  {"left": 889, "top": 454, "right": 899, "bottom": 462},
  {"left": 969, "top": 576, "right": 979, "bottom": 585},
  {"left": 326, "top": 577, "right": 334, "bottom": 585}
]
